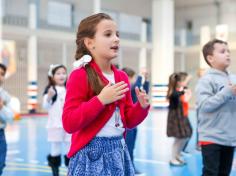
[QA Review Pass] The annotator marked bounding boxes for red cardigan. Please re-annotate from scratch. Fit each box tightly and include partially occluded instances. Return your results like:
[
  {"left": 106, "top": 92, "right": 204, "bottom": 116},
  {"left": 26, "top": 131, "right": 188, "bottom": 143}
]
[{"left": 62, "top": 61, "right": 150, "bottom": 157}]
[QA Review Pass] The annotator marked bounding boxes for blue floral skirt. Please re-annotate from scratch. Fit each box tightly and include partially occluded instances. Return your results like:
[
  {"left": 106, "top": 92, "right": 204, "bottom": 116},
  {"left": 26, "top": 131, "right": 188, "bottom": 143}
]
[{"left": 68, "top": 136, "right": 135, "bottom": 176}]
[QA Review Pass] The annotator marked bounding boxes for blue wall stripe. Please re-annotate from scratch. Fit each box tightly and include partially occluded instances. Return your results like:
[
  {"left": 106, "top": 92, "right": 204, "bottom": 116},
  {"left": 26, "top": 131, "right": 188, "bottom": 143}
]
[
  {"left": 28, "top": 96, "right": 37, "bottom": 99},
  {"left": 152, "top": 84, "right": 168, "bottom": 87},
  {"left": 29, "top": 81, "right": 37, "bottom": 85},
  {"left": 152, "top": 95, "right": 167, "bottom": 98}
]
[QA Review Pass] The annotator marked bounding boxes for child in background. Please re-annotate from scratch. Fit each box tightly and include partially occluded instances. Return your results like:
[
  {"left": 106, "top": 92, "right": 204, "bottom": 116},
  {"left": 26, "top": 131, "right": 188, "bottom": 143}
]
[
  {"left": 0, "top": 63, "right": 14, "bottom": 176},
  {"left": 62, "top": 13, "right": 150, "bottom": 176},
  {"left": 167, "top": 72, "right": 192, "bottom": 166},
  {"left": 196, "top": 39, "right": 236, "bottom": 176},
  {"left": 43, "top": 64, "right": 71, "bottom": 176},
  {"left": 122, "top": 67, "right": 149, "bottom": 175}
]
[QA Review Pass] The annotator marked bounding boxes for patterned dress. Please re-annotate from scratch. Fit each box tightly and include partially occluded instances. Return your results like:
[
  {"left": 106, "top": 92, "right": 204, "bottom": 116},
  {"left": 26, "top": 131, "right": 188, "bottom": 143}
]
[{"left": 167, "top": 90, "right": 192, "bottom": 138}]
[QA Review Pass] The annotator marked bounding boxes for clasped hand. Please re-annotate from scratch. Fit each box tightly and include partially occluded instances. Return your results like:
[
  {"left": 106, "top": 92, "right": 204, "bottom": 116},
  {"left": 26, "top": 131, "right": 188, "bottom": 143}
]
[{"left": 98, "top": 81, "right": 150, "bottom": 109}]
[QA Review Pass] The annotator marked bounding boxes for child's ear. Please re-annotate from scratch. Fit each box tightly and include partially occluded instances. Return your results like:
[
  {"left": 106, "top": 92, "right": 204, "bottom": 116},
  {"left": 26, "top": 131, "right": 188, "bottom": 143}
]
[
  {"left": 84, "top": 37, "right": 94, "bottom": 51},
  {"left": 207, "top": 55, "right": 213, "bottom": 65}
]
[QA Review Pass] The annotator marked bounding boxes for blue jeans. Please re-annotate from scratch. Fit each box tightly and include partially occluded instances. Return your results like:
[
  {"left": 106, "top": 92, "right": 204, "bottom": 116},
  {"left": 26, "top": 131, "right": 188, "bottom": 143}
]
[
  {"left": 125, "top": 128, "right": 137, "bottom": 162},
  {"left": 0, "top": 129, "right": 7, "bottom": 175}
]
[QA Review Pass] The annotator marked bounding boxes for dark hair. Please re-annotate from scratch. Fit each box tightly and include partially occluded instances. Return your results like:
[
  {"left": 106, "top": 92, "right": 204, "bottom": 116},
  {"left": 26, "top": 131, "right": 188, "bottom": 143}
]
[
  {"left": 75, "top": 13, "right": 113, "bottom": 95},
  {"left": 202, "top": 39, "right": 228, "bottom": 66},
  {"left": 167, "top": 72, "right": 188, "bottom": 99},
  {"left": 43, "top": 65, "right": 67, "bottom": 104},
  {"left": 0, "top": 63, "right": 7, "bottom": 75},
  {"left": 122, "top": 67, "right": 135, "bottom": 78}
]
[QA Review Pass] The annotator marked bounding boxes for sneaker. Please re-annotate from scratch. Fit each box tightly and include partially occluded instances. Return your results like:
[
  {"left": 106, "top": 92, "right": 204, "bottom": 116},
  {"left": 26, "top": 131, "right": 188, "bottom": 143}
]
[{"left": 169, "top": 159, "right": 186, "bottom": 167}]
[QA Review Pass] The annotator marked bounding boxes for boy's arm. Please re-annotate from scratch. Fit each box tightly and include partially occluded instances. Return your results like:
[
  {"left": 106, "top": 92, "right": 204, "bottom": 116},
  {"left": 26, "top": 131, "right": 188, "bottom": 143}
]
[{"left": 196, "top": 78, "right": 233, "bottom": 113}]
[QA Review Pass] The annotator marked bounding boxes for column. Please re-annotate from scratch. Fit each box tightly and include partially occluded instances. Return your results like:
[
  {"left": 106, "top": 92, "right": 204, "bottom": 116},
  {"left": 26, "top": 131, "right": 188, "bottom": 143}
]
[
  {"left": 93, "top": 0, "right": 101, "bottom": 14},
  {"left": 139, "top": 18, "right": 148, "bottom": 71},
  {"left": 151, "top": 0, "right": 174, "bottom": 108},
  {"left": 215, "top": 24, "right": 228, "bottom": 41},
  {"left": 62, "top": 43, "right": 67, "bottom": 67},
  {"left": 199, "top": 26, "right": 210, "bottom": 75},
  {"left": 0, "top": 0, "right": 3, "bottom": 53},
  {"left": 180, "top": 29, "right": 186, "bottom": 71},
  {"left": 117, "top": 48, "right": 123, "bottom": 69},
  {"left": 27, "top": 0, "right": 38, "bottom": 113}
]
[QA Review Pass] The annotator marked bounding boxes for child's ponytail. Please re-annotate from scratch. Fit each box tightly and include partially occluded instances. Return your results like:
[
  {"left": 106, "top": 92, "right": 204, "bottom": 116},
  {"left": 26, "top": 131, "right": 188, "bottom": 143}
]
[
  {"left": 167, "top": 73, "right": 178, "bottom": 99},
  {"left": 75, "top": 13, "right": 112, "bottom": 95}
]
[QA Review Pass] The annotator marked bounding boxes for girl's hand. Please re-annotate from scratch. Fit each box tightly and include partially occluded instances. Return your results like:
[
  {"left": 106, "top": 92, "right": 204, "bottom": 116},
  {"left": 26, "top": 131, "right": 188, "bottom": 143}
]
[
  {"left": 98, "top": 81, "right": 129, "bottom": 105},
  {"left": 47, "top": 87, "right": 56, "bottom": 102},
  {"left": 135, "top": 87, "right": 150, "bottom": 109},
  {"left": 184, "top": 89, "right": 192, "bottom": 101}
]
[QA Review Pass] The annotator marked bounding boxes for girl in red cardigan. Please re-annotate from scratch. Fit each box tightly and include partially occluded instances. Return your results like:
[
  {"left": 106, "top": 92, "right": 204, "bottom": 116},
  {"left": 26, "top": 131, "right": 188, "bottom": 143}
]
[{"left": 62, "top": 13, "right": 150, "bottom": 176}]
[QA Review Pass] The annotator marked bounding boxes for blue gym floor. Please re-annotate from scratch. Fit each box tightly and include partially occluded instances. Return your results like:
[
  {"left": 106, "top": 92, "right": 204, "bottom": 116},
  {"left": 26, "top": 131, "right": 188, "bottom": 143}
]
[{"left": 2, "top": 109, "right": 236, "bottom": 176}]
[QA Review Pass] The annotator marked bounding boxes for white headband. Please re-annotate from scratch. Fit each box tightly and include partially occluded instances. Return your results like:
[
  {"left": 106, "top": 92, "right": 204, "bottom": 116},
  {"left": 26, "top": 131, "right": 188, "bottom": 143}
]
[
  {"left": 73, "top": 55, "right": 92, "bottom": 69},
  {"left": 48, "top": 64, "right": 61, "bottom": 77}
]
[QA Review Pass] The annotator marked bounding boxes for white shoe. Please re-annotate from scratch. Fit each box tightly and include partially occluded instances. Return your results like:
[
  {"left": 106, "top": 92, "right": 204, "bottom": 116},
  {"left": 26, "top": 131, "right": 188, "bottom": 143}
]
[
  {"left": 176, "top": 156, "right": 186, "bottom": 164},
  {"left": 169, "top": 159, "right": 186, "bottom": 166}
]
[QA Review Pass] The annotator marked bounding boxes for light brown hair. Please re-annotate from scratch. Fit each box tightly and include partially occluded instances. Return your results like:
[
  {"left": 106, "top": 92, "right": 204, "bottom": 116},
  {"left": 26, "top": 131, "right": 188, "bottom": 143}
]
[
  {"left": 167, "top": 72, "right": 188, "bottom": 99},
  {"left": 202, "top": 39, "right": 228, "bottom": 66},
  {"left": 75, "top": 13, "right": 113, "bottom": 95}
]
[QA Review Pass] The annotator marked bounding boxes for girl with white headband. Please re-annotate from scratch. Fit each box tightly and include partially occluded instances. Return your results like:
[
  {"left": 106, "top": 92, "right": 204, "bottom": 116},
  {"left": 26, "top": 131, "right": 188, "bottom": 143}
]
[
  {"left": 63, "top": 13, "right": 150, "bottom": 176},
  {"left": 42, "top": 64, "right": 71, "bottom": 176}
]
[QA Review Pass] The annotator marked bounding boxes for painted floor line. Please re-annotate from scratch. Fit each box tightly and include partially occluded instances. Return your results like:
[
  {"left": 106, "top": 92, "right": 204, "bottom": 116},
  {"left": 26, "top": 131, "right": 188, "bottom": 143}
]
[
  {"left": 6, "top": 162, "right": 67, "bottom": 171},
  {"left": 5, "top": 167, "right": 67, "bottom": 175},
  {"left": 135, "top": 158, "right": 169, "bottom": 165}
]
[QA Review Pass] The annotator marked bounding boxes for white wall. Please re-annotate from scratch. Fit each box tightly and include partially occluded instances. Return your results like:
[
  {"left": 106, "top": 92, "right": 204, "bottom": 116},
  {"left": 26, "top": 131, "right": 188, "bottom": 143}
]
[
  {"left": 175, "top": 3, "right": 217, "bottom": 35},
  {"left": 175, "top": 1, "right": 236, "bottom": 35}
]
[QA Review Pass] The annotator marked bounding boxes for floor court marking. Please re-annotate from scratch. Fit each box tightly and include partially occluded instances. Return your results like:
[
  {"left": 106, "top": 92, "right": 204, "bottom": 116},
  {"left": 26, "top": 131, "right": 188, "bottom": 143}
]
[
  {"left": 6, "top": 162, "right": 67, "bottom": 171},
  {"left": 5, "top": 167, "right": 67, "bottom": 175},
  {"left": 135, "top": 158, "right": 169, "bottom": 165}
]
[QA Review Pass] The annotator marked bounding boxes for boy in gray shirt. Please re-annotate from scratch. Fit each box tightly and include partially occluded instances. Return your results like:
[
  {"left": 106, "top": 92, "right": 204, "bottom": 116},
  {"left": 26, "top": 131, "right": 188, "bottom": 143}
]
[
  {"left": 196, "top": 39, "right": 236, "bottom": 176},
  {"left": 0, "top": 63, "right": 14, "bottom": 175}
]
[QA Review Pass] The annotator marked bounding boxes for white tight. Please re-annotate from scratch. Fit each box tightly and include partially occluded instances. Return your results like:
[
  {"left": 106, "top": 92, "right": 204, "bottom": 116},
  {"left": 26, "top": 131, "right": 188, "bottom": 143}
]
[
  {"left": 50, "top": 142, "right": 70, "bottom": 156},
  {"left": 171, "top": 138, "right": 188, "bottom": 160}
]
